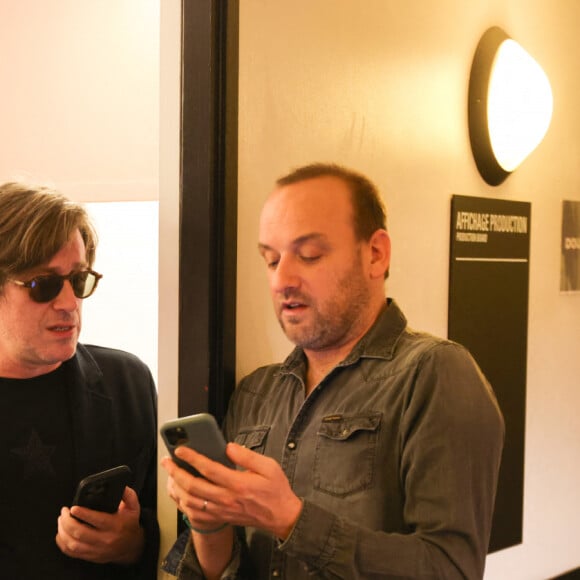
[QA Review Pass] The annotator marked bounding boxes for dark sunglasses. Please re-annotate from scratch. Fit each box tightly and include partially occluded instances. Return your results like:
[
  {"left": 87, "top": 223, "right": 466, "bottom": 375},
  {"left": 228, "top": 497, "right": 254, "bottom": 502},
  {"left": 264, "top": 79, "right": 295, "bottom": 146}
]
[{"left": 9, "top": 270, "right": 103, "bottom": 303}]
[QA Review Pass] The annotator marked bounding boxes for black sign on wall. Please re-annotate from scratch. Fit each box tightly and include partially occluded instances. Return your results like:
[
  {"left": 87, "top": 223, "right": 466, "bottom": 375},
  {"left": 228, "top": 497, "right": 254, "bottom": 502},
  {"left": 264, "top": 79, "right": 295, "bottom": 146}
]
[
  {"left": 448, "top": 194, "right": 530, "bottom": 553},
  {"left": 561, "top": 200, "right": 580, "bottom": 292}
]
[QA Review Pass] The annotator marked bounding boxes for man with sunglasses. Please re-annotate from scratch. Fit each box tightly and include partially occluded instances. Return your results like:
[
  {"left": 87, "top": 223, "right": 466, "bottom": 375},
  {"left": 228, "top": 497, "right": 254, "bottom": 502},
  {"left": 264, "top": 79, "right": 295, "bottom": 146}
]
[{"left": 0, "top": 182, "right": 159, "bottom": 578}]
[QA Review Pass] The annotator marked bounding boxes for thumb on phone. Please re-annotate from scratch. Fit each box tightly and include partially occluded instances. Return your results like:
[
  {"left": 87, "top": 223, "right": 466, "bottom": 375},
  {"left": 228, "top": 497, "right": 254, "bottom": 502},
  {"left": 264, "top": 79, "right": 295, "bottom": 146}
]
[
  {"left": 119, "top": 486, "right": 140, "bottom": 511},
  {"left": 119, "top": 486, "right": 140, "bottom": 514}
]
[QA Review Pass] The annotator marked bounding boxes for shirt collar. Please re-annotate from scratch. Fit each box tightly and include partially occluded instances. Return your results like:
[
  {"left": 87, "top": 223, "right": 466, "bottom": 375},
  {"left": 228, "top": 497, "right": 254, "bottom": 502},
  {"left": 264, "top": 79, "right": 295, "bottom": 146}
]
[{"left": 279, "top": 298, "right": 408, "bottom": 375}]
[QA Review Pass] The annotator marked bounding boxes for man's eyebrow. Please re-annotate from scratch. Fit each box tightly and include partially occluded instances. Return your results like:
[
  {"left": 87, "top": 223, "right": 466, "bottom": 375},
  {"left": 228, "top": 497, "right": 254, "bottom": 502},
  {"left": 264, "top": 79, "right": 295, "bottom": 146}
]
[
  {"left": 258, "top": 233, "right": 328, "bottom": 254},
  {"left": 257, "top": 243, "right": 274, "bottom": 255},
  {"left": 292, "top": 233, "right": 327, "bottom": 247}
]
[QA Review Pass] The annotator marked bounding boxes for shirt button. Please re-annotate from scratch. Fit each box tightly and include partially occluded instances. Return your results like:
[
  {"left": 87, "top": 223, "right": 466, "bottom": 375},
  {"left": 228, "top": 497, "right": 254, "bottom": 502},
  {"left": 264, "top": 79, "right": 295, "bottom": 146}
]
[
  {"left": 287, "top": 441, "right": 296, "bottom": 450},
  {"left": 272, "top": 570, "right": 280, "bottom": 577}
]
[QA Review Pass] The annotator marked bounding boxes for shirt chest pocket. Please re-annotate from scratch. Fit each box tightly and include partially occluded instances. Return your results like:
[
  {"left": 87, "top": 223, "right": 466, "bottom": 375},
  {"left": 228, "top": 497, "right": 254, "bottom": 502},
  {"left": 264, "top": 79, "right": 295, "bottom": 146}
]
[
  {"left": 234, "top": 426, "right": 270, "bottom": 455},
  {"left": 313, "top": 412, "right": 382, "bottom": 497}
]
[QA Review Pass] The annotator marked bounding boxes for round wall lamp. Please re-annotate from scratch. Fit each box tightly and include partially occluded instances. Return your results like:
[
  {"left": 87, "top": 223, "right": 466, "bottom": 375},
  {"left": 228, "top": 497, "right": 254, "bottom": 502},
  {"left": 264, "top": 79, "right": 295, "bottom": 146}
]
[{"left": 468, "top": 26, "right": 553, "bottom": 186}]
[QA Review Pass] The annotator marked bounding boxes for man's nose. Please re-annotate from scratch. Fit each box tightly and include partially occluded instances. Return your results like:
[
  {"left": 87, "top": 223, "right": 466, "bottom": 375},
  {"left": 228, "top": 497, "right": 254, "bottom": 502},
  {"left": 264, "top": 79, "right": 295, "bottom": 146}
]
[{"left": 271, "top": 255, "right": 300, "bottom": 293}]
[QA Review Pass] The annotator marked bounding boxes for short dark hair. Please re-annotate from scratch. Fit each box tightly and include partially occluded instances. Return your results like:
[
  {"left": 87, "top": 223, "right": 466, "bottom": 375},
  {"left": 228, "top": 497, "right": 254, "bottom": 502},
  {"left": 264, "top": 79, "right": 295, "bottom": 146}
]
[
  {"left": 0, "top": 182, "right": 97, "bottom": 289},
  {"left": 276, "top": 163, "right": 387, "bottom": 241}
]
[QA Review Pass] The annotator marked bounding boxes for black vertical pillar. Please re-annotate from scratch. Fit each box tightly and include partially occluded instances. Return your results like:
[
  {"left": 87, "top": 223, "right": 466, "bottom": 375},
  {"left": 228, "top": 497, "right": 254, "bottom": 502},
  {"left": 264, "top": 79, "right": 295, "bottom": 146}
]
[{"left": 178, "top": 0, "right": 238, "bottom": 425}]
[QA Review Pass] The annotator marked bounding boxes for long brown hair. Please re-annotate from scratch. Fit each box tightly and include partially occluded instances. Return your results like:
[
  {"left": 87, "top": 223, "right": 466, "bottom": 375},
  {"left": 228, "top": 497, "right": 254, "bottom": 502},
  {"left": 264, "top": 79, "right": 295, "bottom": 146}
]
[{"left": 0, "top": 182, "right": 97, "bottom": 288}]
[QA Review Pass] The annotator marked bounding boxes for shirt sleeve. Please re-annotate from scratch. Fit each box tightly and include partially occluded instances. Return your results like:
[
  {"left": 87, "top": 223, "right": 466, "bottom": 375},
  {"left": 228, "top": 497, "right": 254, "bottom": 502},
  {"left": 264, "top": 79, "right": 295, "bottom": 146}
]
[{"left": 162, "top": 528, "right": 242, "bottom": 579}]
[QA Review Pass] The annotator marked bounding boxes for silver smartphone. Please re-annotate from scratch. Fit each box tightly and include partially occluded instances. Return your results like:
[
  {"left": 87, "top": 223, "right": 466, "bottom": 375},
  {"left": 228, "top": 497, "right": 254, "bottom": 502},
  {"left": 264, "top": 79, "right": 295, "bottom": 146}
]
[{"left": 160, "top": 413, "right": 233, "bottom": 477}]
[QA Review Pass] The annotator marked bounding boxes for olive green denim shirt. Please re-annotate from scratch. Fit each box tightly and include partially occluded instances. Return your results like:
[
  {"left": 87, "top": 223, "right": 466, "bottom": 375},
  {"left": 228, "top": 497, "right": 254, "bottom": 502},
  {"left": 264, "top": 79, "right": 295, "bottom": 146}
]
[{"left": 163, "top": 299, "right": 504, "bottom": 579}]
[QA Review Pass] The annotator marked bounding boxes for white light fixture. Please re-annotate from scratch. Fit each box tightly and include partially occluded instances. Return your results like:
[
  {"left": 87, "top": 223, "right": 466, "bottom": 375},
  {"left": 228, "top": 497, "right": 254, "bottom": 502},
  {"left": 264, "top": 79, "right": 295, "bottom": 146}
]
[{"left": 468, "top": 27, "right": 553, "bottom": 185}]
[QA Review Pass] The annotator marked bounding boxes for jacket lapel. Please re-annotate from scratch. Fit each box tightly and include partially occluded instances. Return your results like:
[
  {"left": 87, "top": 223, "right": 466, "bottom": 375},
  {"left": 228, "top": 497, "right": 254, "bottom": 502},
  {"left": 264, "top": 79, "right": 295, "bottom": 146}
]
[{"left": 64, "top": 345, "right": 114, "bottom": 480}]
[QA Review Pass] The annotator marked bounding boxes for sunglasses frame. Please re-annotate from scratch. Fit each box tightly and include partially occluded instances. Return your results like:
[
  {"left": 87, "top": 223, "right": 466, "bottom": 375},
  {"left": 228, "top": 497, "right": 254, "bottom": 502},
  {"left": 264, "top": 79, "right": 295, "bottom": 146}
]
[{"left": 9, "top": 269, "right": 103, "bottom": 303}]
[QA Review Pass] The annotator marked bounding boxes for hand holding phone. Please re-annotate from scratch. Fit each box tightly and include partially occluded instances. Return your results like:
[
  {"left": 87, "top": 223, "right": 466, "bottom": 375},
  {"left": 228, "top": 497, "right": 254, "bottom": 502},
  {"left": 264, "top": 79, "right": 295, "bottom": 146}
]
[
  {"left": 160, "top": 413, "right": 233, "bottom": 477},
  {"left": 72, "top": 465, "right": 132, "bottom": 514}
]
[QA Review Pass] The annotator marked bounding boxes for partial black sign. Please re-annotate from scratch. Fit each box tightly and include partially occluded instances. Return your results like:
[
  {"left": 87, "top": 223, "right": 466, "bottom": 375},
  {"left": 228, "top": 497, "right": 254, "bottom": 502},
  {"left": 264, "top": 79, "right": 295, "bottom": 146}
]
[
  {"left": 560, "top": 200, "right": 580, "bottom": 292},
  {"left": 449, "top": 195, "right": 530, "bottom": 552}
]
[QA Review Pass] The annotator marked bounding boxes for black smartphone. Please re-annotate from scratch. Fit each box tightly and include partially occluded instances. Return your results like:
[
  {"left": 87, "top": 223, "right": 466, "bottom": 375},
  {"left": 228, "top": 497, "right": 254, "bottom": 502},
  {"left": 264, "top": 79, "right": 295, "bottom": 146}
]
[
  {"left": 72, "top": 465, "right": 132, "bottom": 514},
  {"left": 160, "top": 413, "right": 233, "bottom": 477}
]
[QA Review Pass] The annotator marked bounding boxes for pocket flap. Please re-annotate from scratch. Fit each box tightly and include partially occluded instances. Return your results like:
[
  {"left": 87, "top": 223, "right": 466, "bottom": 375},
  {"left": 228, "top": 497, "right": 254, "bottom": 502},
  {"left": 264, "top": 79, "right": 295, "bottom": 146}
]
[
  {"left": 318, "top": 413, "right": 382, "bottom": 440},
  {"left": 234, "top": 426, "right": 270, "bottom": 449}
]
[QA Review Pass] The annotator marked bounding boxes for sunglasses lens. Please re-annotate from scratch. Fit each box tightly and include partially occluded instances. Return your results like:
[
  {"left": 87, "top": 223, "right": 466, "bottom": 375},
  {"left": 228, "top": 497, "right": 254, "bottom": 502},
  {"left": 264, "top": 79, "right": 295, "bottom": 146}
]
[
  {"left": 71, "top": 271, "right": 98, "bottom": 299},
  {"left": 22, "top": 270, "right": 101, "bottom": 302},
  {"left": 30, "top": 277, "right": 64, "bottom": 303}
]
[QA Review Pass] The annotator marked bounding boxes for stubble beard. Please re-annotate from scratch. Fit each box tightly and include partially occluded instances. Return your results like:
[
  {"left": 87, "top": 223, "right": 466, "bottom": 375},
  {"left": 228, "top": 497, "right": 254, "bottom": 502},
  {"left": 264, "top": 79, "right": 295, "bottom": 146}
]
[{"left": 278, "top": 257, "right": 371, "bottom": 352}]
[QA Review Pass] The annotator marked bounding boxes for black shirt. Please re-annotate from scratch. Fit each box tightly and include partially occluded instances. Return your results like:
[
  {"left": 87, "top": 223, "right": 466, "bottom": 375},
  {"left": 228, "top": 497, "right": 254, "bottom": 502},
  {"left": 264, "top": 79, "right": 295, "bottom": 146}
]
[{"left": 0, "top": 365, "right": 120, "bottom": 578}]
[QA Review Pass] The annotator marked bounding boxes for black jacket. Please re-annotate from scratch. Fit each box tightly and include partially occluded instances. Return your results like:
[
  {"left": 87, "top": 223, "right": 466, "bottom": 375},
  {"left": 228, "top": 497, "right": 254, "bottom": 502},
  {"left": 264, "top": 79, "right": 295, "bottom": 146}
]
[{"left": 64, "top": 344, "right": 159, "bottom": 579}]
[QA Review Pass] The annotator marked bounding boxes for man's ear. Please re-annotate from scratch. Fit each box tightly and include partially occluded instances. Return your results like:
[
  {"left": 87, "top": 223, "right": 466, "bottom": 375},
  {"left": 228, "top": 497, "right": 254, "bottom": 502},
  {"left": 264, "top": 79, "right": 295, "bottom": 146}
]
[{"left": 368, "top": 229, "right": 391, "bottom": 279}]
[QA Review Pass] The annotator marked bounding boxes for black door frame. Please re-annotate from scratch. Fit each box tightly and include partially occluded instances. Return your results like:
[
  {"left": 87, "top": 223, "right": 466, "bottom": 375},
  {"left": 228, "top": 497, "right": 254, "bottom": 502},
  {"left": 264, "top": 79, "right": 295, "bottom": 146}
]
[{"left": 178, "top": 0, "right": 239, "bottom": 424}]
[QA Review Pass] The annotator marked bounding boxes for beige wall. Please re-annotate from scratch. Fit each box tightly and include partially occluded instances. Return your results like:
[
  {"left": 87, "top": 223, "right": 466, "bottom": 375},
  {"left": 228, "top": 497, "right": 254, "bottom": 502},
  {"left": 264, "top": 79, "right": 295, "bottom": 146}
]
[
  {"left": 0, "top": 0, "right": 159, "bottom": 201},
  {"left": 158, "top": 0, "right": 181, "bottom": 572},
  {"left": 236, "top": 1, "right": 580, "bottom": 579}
]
